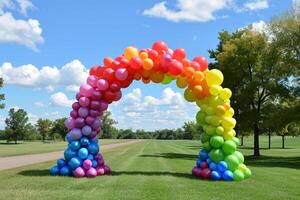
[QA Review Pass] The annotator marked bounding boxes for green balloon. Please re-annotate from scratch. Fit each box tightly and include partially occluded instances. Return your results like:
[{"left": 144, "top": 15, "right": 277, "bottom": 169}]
[
  {"left": 222, "top": 140, "right": 237, "bottom": 155},
  {"left": 232, "top": 137, "right": 240, "bottom": 146},
  {"left": 204, "top": 125, "right": 216, "bottom": 135},
  {"left": 210, "top": 136, "right": 224, "bottom": 148},
  {"left": 196, "top": 111, "right": 206, "bottom": 125},
  {"left": 201, "top": 133, "right": 210, "bottom": 144},
  {"left": 203, "top": 142, "right": 212, "bottom": 152},
  {"left": 215, "top": 126, "right": 224, "bottom": 135},
  {"left": 210, "top": 149, "right": 224, "bottom": 163},
  {"left": 234, "top": 151, "right": 244, "bottom": 163},
  {"left": 243, "top": 168, "right": 252, "bottom": 179},
  {"left": 225, "top": 155, "right": 239, "bottom": 171},
  {"left": 233, "top": 169, "right": 245, "bottom": 181},
  {"left": 161, "top": 75, "right": 173, "bottom": 84}
]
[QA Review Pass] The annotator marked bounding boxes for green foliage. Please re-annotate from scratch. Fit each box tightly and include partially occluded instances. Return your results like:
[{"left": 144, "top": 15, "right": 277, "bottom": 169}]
[
  {"left": 36, "top": 119, "right": 52, "bottom": 142},
  {"left": 50, "top": 118, "right": 68, "bottom": 140},
  {"left": 5, "top": 108, "right": 29, "bottom": 143},
  {"left": 0, "top": 78, "right": 4, "bottom": 109},
  {"left": 100, "top": 111, "right": 118, "bottom": 139}
]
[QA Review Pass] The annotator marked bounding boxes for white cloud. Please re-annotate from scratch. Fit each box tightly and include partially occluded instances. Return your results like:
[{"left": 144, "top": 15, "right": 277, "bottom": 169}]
[
  {"left": 0, "top": 12, "right": 43, "bottom": 50},
  {"left": 16, "top": 0, "right": 34, "bottom": 15},
  {"left": 0, "top": 59, "right": 89, "bottom": 91},
  {"left": 0, "top": 0, "right": 14, "bottom": 15},
  {"left": 50, "top": 92, "right": 73, "bottom": 107},
  {"left": 244, "top": 0, "right": 268, "bottom": 11},
  {"left": 111, "top": 87, "right": 198, "bottom": 130},
  {"left": 34, "top": 101, "right": 45, "bottom": 108},
  {"left": 143, "top": 0, "right": 233, "bottom": 22}
]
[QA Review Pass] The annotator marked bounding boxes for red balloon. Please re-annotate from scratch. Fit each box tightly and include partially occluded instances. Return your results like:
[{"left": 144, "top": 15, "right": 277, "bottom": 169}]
[
  {"left": 103, "top": 57, "right": 113, "bottom": 67},
  {"left": 148, "top": 49, "right": 159, "bottom": 63},
  {"left": 111, "top": 60, "right": 120, "bottom": 69},
  {"left": 152, "top": 41, "right": 168, "bottom": 54},
  {"left": 103, "top": 68, "right": 115, "bottom": 82},
  {"left": 190, "top": 61, "right": 200, "bottom": 71},
  {"left": 201, "top": 168, "right": 211, "bottom": 179},
  {"left": 193, "top": 56, "right": 208, "bottom": 71},
  {"left": 129, "top": 57, "right": 142, "bottom": 70},
  {"left": 200, "top": 161, "right": 208, "bottom": 169},
  {"left": 119, "top": 57, "right": 129, "bottom": 67},
  {"left": 89, "top": 65, "right": 99, "bottom": 76},
  {"left": 168, "top": 60, "right": 183, "bottom": 76},
  {"left": 110, "top": 82, "right": 120, "bottom": 92},
  {"left": 173, "top": 48, "right": 186, "bottom": 61},
  {"left": 103, "top": 90, "right": 115, "bottom": 103},
  {"left": 192, "top": 167, "right": 202, "bottom": 177}
]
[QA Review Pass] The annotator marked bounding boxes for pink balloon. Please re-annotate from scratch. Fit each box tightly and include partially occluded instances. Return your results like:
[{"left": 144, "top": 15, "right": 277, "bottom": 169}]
[
  {"left": 74, "top": 167, "right": 85, "bottom": 178},
  {"left": 70, "top": 110, "right": 78, "bottom": 118},
  {"left": 85, "top": 116, "right": 95, "bottom": 125},
  {"left": 96, "top": 167, "right": 105, "bottom": 176},
  {"left": 83, "top": 159, "right": 92, "bottom": 170},
  {"left": 80, "top": 84, "right": 94, "bottom": 97},
  {"left": 64, "top": 118, "right": 75, "bottom": 130},
  {"left": 74, "top": 117, "right": 85, "bottom": 128},
  {"left": 115, "top": 68, "right": 128, "bottom": 81},
  {"left": 87, "top": 75, "right": 97, "bottom": 87},
  {"left": 91, "top": 90, "right": 102, "bottom": 100},
  {"left": 79, "top": 97, "right": 90, "bottom": 107},
  {"left": 72, "top": 102, "right": 80, "bottom": 110},
  {"left": 86, "top": 167, "right": 97, "bottom": 178},
  {"left": 78, "top": 107, "right": 89, "bottom": 118},
  {"left": 96, "top": 79, "right": 109, "bottom": 91}
]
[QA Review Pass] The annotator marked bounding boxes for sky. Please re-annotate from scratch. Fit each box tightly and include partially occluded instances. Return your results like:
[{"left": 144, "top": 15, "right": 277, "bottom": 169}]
[{"left": 0, "top": 0, "right": 295, "bottom": 130}]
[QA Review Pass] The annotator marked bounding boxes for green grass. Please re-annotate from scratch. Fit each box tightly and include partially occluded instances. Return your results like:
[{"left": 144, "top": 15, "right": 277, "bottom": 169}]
[
  {"left": 0, "top": 139, "right": 128, "bottom": 157},
  {"left": 0, "top": 136, "right": 299, "bottom": 200}
]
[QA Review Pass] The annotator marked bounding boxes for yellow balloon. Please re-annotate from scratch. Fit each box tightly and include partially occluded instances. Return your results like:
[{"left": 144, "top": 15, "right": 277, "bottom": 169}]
[
  {"left": 209, "top": 85, "right": 222, "bottom": 95},
  {"left": 139, "top": 52, "right": 148, "bottom": 59},
  {"left": 142, "top": 58, "right": 154, "bottom": 70},
  {"left": 224, "top": 108, "right": 234, "bottom": 117},
  {"left": 223, "top": 129, "right": 236, "bottom": 140},
  {"left": 184, "top": 89, "right": 196, "bottom": 102},
  {"left": 205, "top": 69, "right": 224, "bottom": 86},
  {"left": 238, "top": 164, "right": 247, "bottom": 172},
  {"left": 215, "top": 105, "right": 226, "bottom": 116},
  {"left": 124, "top": 46, "right": 138, "bottom": 60},
  {"left": 216, "top": 126, "right": 224, "bottom": 135},
  {"left": 176, "top": 76, "right": 188, "bottom": 88},
  {"left": 220, "top": 88, "right": 232, "bottom": 100},
  {"left": 221, "top": 117, "right": 236, "bottom": 130}
]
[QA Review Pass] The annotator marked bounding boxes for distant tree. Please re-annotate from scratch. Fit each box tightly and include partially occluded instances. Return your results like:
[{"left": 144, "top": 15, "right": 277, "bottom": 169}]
[
  {"left": 182, "top": 121, "right": 202, "bottom": 140},
  {"left": 51, "top": 117, "right": 68, "bottom": 140},
  {"left": 36, "top": 118, "right": 52, "bottom": 142},
  {"left": 23, "top": 123, "right": 40, "bottom": 140},
  {"left": 0, "top": 78, "right": 5, "bottom": 109},
  {"left": 117, "top": 129, "right": 136, "bottom": 139},
  {"left": 5, "top": 108, "right": 29, "bottom": 144},
  {"left": 100, "top": 111, "right": 118, "bottom": 139}
]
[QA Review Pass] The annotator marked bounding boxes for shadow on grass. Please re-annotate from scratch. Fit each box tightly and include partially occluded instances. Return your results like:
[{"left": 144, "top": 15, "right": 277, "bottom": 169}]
[
  {"left": 18, "top": 169, "right": 51, "bottom": 176},
  {"left": 0, "top": 142, "right": 23, "bottom": 145},
  {"left": 245, "top": 155, "right": 300, "bottom": 169}
]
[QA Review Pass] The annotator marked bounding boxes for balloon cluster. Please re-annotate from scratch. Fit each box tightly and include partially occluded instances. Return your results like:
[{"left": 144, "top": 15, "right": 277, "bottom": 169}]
[{"left": 49, "top": 41, "right": 250, "bottom": 180}]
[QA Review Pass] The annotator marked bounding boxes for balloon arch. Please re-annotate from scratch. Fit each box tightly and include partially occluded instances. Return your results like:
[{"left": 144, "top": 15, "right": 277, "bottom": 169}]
[{"left": 50, "top": 41, "right": 251, "bottom": 181}]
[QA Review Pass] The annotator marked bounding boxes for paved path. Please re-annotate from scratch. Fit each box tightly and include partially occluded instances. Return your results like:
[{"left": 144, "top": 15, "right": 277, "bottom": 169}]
[{"left": 0, "top": 140, "right": 142, "bottom": 171}]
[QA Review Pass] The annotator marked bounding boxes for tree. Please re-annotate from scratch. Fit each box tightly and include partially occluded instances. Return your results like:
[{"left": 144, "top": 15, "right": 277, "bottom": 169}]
[
  {"left": 0, "top": 78, "right": 5, "bottom": 109},
  {"left": 51, "top": 117, "right": 68, "bottom": 140},
  {"left": 36, "top": 118, "right": 52, "bottom": 142},
  {"left": 100, "top": 111, "right": 118, "bottom": 139},
  {"left": 182, "top": 121, "right": 202, "bottom": 140},
  {"left": 5, "top": 108, "right": 29, "bottom": 144},
  {"left": 209, "top": 26, "right": 297, "bottom": 156}
]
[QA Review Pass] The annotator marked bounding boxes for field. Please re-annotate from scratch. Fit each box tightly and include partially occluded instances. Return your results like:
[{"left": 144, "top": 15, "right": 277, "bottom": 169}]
[
  {"left": 0, "top": 136, "right": 299, "bottom": 200},
  {"left": 0, "top": 139, "right": 128, "bottom": 157}
]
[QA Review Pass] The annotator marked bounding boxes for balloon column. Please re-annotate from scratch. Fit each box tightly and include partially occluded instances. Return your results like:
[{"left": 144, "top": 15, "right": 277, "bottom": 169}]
[{"left": 50, "top": 41, "right": 251, "bottom": 180}]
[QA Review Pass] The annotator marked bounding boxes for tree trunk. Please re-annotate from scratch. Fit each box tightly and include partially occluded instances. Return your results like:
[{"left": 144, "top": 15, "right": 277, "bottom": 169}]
[
  {"left": 241, "top": 135, "right": 244, "bottom": 146},
  {"left": 282, "top": 135, "right": 285, "bottom": 149},
  {"left": 268, "top": 129, "right": 271, "bottom": 149},
  {"left": 254, "top": 123, "right": 260, "bottom": 156}
]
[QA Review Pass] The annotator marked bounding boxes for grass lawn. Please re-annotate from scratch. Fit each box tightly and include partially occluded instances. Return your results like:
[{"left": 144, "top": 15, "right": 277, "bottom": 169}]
[
  {"left": 0, "top": 136, "right": 299, "bottom": 200},
  {"left": 0, "top": 139, "right": 128, "bottom": 157}
]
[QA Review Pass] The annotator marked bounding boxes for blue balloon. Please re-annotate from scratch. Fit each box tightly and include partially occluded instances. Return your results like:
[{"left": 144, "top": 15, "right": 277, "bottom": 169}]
[
  {"left": 209, "top": 162, "right": 217, "bottom": 171},
  {"left": 60, "top": 166, "right": 71, "bottom": 176},
  {"left": 211, "top": 171, "right": 221, "bottom": 181},
  {"left": 92, "top": 160, "right": 98, "bottom": 168},
  {"left": 50, "top": 165, "right": 60, "bottom": 175},
  {"left": 199, "top": 149, "right": 208, "bottom": 161},
  {"left": 66, "top": 133, "right": 72, "bottom": 143},
  {"left": 70, "top": 141, "right": 81, "bottom": 150},
  {"left": 78, "top": 148, "right": 88, "bottom": 159},
  {"left": 196, "top": 159, "right": 201, "bottom": 167},
  {"left": 80, "top": 137, "right": 90, "bottom": 146},
  {"left": 57, "top": 159, "right": 66, "bottom": 168},
  {"left": 217, "top": 161, "right": 228, "bottom": 172},
  {"left": 87, "top": 154, "right": 94, "bottom": 161},
  {"left": 206, "top": 158, "right": 211, "bottom": 164},
  {"left": 68, "top": 157, "right": 81, "bottom": 169},
  {"left": 64, "top": 148, "right": 77, "bottom": 161},
  {"left": 223, "top": 170, "right": 233, "bottom": 181},
  {"left": 88, "top": 142, "right": 99, "bottom": 155},
  {"left": 82, "top": 125, "right": 92, "bottom": 136}
]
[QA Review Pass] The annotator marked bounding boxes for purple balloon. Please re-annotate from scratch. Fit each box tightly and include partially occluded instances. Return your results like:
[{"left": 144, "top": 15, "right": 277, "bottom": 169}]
[
  {"left": 99, "top": 101, "right": 108, "bottom": 111},
  {"left": 92, "top": 118, "right": 101, "bottom": 130},
  {"left": 85, "top": 116, "right": 95, "bottom": 125},
  {"left": 70, "top": 110, "right": 78, "bottom": 118},
  {"left": 94, "top": 153, "right": 103, "bottom": 161},
  {"left": 89, "top": 131, "right": 97, "bottom": 139},
  {"left": 82, "top": 125, "right": 92, "bottom": 136},
  {"left": 64, "top": 118, "right": 75, "bottom": 130},
  {"left": 91, "top": 90, "right": 102, "bottom": 100},
  {"left": 70, "top": 128, "right": 82, "bottom": 140},
  {"left": 90, "top": 101, "right": 101, "bottom": 110},
  {"left": 72, "top": 102, "right": 80, "bottom": 110},
  {"left": 74, "top": 117, "right": 85, "bottom": 128},
  {"left": 76, "top": 93, "right": 83, "bottom": 101},
  {"left": 78, "top": 107, "right": 89, "bottom": 118},
  {"left": 87, "top": 75, "right": 97, "bottom": 88},
  {"left": 89, "top": 109, "right": 101, "bottom": 117},
  {"left": 98, "top": 158, "right": 104, "bottom": 166},
  {"left": 79, "top": 97, "right": 90, "bottom": 107}
]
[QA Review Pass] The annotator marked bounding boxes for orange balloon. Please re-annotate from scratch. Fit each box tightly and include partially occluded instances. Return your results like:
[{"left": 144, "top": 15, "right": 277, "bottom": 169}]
[
  {"left": 176, "top": 76, "right": 188, "bottom": 88},
  {"left": 133, "top": 73, "right": 142, "bottom": 80},
  {"left": 193, "top": 85, "right": 203, "bottom": 97},
  {"left": 150, "top": 72, "right": 164, "bottom": 83},
  {"left": 141, "top": 69, "right": 152, "bottom": 79},
  {"left": 181, "top": 58, "right": 191, "bottom": 68},
  {"left": 194, "top": 71, "right": 205, "bottom": 82},
  {"left": 183, "top": 67, "right": 195, "bottom": 78},
  {"left": 143, "top": 58, "right": 154, "bottom": 70},
  {"left": 142, "top": 78, "right": 151, "bottom": 84},
  {"left": 103, "top": 57, "right": 113, "bottom": 67}
]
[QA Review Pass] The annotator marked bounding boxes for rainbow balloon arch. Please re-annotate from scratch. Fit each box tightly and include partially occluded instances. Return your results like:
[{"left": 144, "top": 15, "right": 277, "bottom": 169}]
[{"left": 50, "top": 41, "right": 251, "bottom": 181}]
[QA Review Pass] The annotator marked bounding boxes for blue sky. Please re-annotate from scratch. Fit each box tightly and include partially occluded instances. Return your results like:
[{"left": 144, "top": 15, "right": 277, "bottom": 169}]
[{"left": 0, "top": 0, "right": 294, "bottom": 130}]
